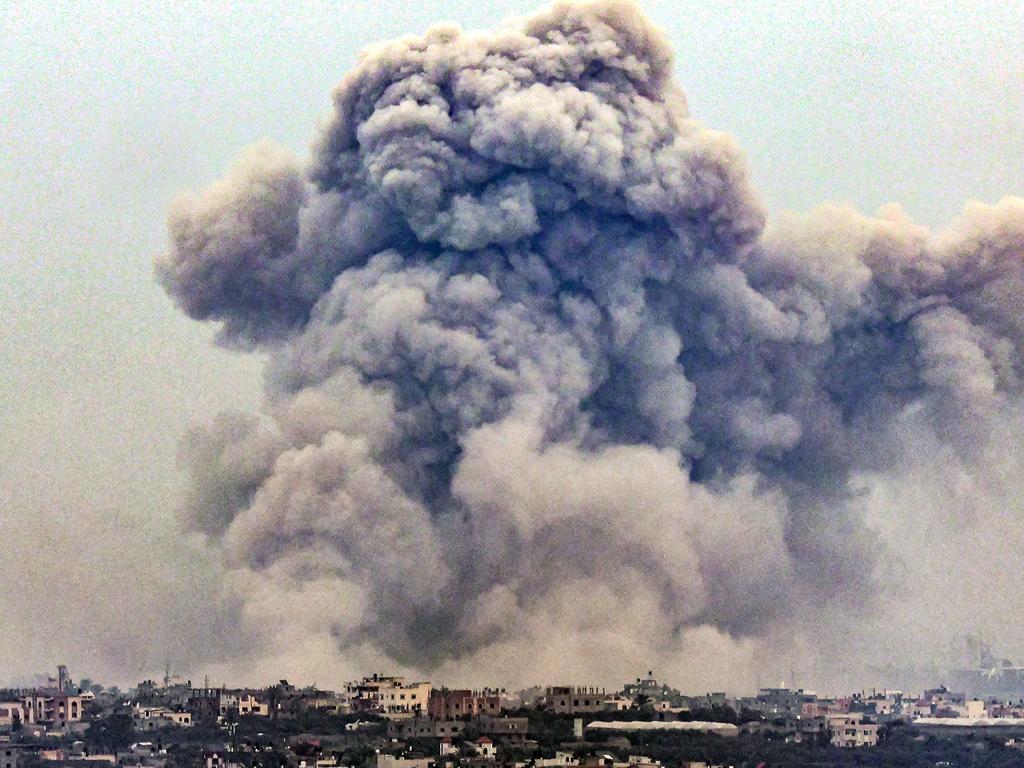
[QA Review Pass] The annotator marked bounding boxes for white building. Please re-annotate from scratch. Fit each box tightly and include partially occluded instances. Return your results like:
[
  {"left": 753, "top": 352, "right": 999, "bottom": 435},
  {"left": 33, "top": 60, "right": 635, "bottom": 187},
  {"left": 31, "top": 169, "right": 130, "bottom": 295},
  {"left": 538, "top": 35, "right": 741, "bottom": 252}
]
[
  {"left": 347, "top": 675, "right": 431, "bottom": 714},
  {"left": 827, "top": 715, "right": 879, "bottom": 748},
  {"left": 471, "top": 738, "right": 496, "bottom": 759},
  {"left": 236, "top": 694, "right": 268, "bottom": 717}
]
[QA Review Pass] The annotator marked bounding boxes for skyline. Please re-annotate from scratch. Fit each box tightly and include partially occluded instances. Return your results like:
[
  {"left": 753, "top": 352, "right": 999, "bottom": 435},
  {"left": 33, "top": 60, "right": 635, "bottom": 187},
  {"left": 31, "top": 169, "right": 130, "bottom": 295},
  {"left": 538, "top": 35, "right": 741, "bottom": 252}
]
[{"left": 3, "top": 0, "right": 1024, "bottom": 692}]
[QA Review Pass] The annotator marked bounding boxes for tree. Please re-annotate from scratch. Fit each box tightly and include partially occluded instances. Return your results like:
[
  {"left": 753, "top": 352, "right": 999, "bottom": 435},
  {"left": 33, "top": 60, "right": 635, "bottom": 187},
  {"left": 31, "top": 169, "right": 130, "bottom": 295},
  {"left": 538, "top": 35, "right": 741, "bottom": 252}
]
[{"left": 85, "top": 714, "right": 136, "bottom": 752}]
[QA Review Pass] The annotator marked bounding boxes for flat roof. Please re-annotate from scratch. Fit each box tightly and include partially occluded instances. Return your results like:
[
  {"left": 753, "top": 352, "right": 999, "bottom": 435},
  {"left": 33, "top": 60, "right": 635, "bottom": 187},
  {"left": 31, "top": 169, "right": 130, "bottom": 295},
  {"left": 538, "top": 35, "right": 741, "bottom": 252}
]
[
  {"left": 585, "top": 721, "right": 738, "bottom": 733},
  {"left": 913, "top": 717, "right": 1024, "bottom": 727}
]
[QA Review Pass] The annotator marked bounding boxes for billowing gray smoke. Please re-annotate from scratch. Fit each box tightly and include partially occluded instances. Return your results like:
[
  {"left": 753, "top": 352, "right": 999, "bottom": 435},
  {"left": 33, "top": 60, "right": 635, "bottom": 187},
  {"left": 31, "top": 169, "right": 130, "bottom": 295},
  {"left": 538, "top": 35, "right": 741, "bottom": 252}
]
[{"left": 158, "top": 0, "right": 1024, "bottom": 683}]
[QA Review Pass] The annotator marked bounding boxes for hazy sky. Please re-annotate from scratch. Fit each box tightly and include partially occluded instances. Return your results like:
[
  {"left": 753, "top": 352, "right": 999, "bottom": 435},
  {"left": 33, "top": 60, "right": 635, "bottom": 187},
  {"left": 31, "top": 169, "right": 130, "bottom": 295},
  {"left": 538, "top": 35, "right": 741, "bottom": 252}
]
[{"left": 1, "top": 0, "right": 1022, "bottom": 689}]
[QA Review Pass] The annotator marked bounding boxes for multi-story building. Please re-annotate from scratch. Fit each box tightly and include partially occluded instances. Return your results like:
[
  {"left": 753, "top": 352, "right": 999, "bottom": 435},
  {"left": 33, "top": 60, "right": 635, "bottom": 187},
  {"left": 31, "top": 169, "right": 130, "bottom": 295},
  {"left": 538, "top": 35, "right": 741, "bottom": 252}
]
[
  {"left": 1, "top": 746, "right": 20, "bottom": 768},
  {"left": 740, "top": 687, "right": 817, "bottom": 717},
  {"left": 187, "top": 689, "right": 270, "bottom": 720},
  {"left": 478, "top": 716, "right": 528, "bottom": 736},
  {"left": 187, "top": 689, "right": 223, "bottom": 721},
  {"left": 20, "top": 694, "right": 83, "bottom": 729},
  {"left": 789, "top": 715, "right": 827, "bottom": 743},
  {"left": 621, "top": 674, "right": 682, "bottom": 707},
  {"left": 235, "top": 694, "right": 269, "bottom": 717},
  {"left": 294, "top": 695, "right": 347, "bottom": 715},
  {"left": 388, "top": 717, "right": 468, "bottom": 739},
  {"left": 220, "top": 692, "right": 270, "bottom": 717},
  {"left": 346, "top": 675, "right": 431, "bottom": 714},
  {"left": 545, "top": 687, "right": 612, "bottom": 714},
  {"left": 827, "top": 714, "right": 879, "bottom": 748},
  {"left": 133, "top": 705, "right": 193, "bottom": 730},
  {"left": 0, "top": 702, "right": 26, "bottom": 730},
  {"left": 428, "top": 689, "right": 504, "bottom": 719}
]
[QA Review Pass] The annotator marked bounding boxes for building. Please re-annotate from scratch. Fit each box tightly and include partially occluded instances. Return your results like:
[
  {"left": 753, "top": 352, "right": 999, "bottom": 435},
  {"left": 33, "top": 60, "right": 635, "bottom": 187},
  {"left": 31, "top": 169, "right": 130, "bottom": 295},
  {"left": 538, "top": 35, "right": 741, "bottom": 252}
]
[
  {"left": 188, "top": 689, "right": 223, "bottom": 721},
  {"left": 0, "top": 703, "right": 26, "bottom": 731},
  {"left": 739, "top": 687, "right": 817, "bottom": 717},
  {"left": 205, "top": 752, "right": 244, "bottom": 768},
  {"left": 621, "top": 673, "right": 682, "bottom": 707},
  {"left": 347, "top": 676, "right": 431, "bottom": 714},
  {"left": 20, "top": 694, "right": 83, "bottom": 729},
  {"left": 546, "top": 687, "right": 612, "bottom": 714},
  {"left": 296, "top": 695, "right": 347, "bottom": 715},
  {"left": 797, "top": 715, "right": 828, "bottom": 743},
  {"left": 377, "top": 756, "right": 433, "bottom": 768},
  {"left": 514, "top": 752, "right": 577, "bottom": 768},
  {"left": 428, "top": 690, "right": 503, "bottom": 719},
  {"left": 387, "top": 718, "right": 467, "bottom": 739},
  {"left": 133, "top": 706, "right": 193, "bottom": 730},
  {"left": 827, "top": 715, "right": 879, "bottom": 748},
  {"left": 229, "top": 694, "right": 268, "bottom": 717},
  {"left": 586, "top": 720, "right": 739, "bottom": 738},
  {"left": 470, "top": 738, "right": 496, "bottom": 760},
  {"left": 911, "top": 717, "right": 1024, "bottom": 738},
  {"left": 478, "top": 716, "right": 528, "bottom": 737},
  {"left": 186, "top": 689, "right": 270, "bottom": 720}
]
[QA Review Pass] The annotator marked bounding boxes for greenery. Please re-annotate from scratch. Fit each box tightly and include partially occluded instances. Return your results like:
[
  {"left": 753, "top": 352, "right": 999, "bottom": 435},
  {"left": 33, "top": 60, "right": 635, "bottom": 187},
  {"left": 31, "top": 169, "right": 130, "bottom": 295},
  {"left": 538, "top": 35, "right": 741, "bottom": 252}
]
[
  {"left": 84, "top": 713, "right": 136, "bottom": 752},
  {"left": 70, "top": 707, "right": 1024, "bottom": 768}
]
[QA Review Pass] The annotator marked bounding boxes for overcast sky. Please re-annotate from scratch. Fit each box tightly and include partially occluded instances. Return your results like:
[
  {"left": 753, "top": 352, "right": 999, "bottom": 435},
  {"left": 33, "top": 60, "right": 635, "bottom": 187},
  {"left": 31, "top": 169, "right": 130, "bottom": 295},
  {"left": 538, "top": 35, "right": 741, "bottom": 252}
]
[{"left": 1, "top": 0, "right": 1022, "bottom": 688}]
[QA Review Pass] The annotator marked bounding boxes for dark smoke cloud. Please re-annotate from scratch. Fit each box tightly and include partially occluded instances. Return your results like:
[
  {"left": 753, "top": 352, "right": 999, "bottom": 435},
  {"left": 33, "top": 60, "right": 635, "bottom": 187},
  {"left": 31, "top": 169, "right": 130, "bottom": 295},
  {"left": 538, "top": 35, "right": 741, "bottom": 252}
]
[{"left": 157, "top": 0, "right": 1024, "bottom": 682}]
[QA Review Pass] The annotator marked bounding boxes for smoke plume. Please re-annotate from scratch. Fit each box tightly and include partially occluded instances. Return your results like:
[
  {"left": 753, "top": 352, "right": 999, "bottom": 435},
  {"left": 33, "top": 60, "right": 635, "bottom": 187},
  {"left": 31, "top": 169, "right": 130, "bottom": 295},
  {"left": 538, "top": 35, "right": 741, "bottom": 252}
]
[{"left": 158, "top": 0, "right": 1024, "bottom": 686}]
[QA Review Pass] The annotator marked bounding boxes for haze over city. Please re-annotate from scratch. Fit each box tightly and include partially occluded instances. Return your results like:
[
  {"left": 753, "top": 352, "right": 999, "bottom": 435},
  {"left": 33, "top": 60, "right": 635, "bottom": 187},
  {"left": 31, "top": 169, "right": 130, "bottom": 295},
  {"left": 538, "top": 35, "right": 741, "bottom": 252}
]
[{"left": 2, "top": 0, "right": 1023, "bottom": 702}]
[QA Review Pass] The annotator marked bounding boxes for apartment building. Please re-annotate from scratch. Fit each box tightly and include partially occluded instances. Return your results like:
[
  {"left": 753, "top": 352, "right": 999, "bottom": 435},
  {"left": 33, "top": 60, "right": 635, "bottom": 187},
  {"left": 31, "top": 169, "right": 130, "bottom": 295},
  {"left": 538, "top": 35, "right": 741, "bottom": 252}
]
[{"left": 346, "top": 675, "right": 431, "bottom": 714}]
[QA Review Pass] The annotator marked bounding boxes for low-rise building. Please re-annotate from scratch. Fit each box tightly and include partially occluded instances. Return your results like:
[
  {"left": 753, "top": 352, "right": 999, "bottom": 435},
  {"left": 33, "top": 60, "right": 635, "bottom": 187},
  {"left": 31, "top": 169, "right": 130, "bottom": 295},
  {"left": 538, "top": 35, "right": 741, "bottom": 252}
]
[
  {"left": 205, "top": 752, "right": 244, "bottom": 768},
  {"left": 471, "top": 738, "right": 496, "bottom": 760},
  {"left": 514, "top": 751, "right": 577, "bottom": 768},
  {"left": 376, "top": 756, "right": 433, "bottom": 768}
]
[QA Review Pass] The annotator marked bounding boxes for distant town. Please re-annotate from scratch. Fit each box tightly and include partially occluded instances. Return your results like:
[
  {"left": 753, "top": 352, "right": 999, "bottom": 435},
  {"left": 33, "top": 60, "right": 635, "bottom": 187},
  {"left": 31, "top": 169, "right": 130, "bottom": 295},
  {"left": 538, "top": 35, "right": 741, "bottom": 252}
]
[{"left": 5, "top": 663, "right": 1024, "bottom": 768}]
